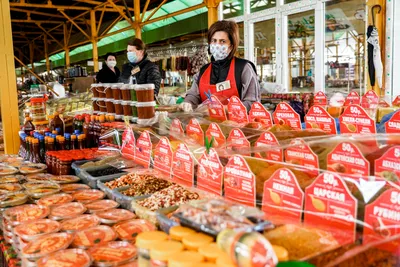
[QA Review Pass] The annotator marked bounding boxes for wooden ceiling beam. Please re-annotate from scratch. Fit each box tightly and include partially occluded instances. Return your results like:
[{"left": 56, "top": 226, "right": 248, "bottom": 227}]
[
  {"left": 12, "top": 19, "right": 75, "bottom": 24},
  {"left": 35, "top": 23, "right": 64, "bottom": 48},
  {"left": 59, "top": 10, "right": 91, "bottom": 40},
  {"left": 144, "top": 0, "right": 167, "bottom": 22},
  {"left": 10, "top": 7, "right": 65, "bottom": 19},
  {"left": 9, "top": 2, "right": 91, "bottom": 11},
  {"left": 106, "top": 0, "right": 135, "bottom": 27}
]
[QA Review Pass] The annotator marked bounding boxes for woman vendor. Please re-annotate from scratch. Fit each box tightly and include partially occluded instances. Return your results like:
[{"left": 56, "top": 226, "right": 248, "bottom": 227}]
[{"left": 181, "top": 20, "right": 260, "bottom": 112}]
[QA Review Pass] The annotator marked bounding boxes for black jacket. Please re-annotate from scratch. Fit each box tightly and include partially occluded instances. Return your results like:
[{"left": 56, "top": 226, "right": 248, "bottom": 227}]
[
  {"left": 96, "top": 65, "right": 120, "bottom": 83},
  {"left": 198, "top": 57, "right": 257, "bottom": 98},
  {"left": 119, "top": 56, "right": 161, "bottom": 95}
]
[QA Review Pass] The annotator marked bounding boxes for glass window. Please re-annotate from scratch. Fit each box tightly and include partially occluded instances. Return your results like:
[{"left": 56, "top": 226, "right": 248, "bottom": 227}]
[
  {"left": 325, "top": 0, "right": 366, "bottom": 96},
  {"left": 288, "top": 10, "right": 315, "bottom": 92},
  {"left": 254, "top": 19, "right": 276, "bottom": 82},
  {"left": 223, "top": 0, "right": 244, "bottom": 19},
  {"left": 250, "top": 0, "right": 276, "bottom": 13}
]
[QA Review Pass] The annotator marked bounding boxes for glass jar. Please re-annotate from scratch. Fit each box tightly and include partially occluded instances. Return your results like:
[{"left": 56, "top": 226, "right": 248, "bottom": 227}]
[
  {"left": 91, "top": 84, "right": 99, "bottom": 98},
  {"left": 131, "top": 102, "right": 138, "bottom": 117},
  {"left": 121, "top": 85, "right": 132, "bottom": 101},
  {"left": 105, "top": 99, "right": 115, "bottom": 114},
  {"left": 97, "top": 84, "right": 106, "bottom": 98},
  {"left": 114, "top": 100, "right": 124, "bottom": 115},
  {"left": 122, "top": 101, "right": 133, "bottom": 116},
  {"left": 135, "top": 84, "right": 155, "bottom": 102},
  {"left": 105, "top": 83, "right": 114, "bottom": 99},
  {"left": 58, "top": 157, "right": 72, "bottom": 175},
  {"left": 112, "top": 84, "right": 122, "bottom": 100},
  {"left": 136, "top": 101, "right": 156, "bottom": 119}
]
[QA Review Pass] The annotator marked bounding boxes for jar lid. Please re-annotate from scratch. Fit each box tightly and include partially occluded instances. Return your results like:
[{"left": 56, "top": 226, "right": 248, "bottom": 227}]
[
  {"left": 130, "top": 101, "right": 137, "bottom": 106},
  {"left": 96, "top": 98, "right": 105, "bottom": 101},
  {"left": 91, "top": 84, "right": 98, "bottom": 87},
  {"left": 136, "top": 101, "right": 156, "bottom": 107},
  {"left": 104, "top": 99, "right": 113, "bottom": 102},
  {"left": 121, "top": 100, "right": 132, "bottom": 105},
  {"left": 127, "top": 84, "right": 135, "bottom": 89},
  {"left": 97, "top": 84, "right": 105, "bottom": 87},
  {"left": 121, "top": 84, "right": 129, "bottom": 90},
  {"left": 135, "top": 84, "right": 155, "bottom": 90},
  {"left": 115, "top": 115, "right": 123, "bottom": 120},
  {"left": 91, "top": 97, "right": 99, "bottom": 101},
  {"left": 111, "top": 83, "right": 124, "bottom": 88}
]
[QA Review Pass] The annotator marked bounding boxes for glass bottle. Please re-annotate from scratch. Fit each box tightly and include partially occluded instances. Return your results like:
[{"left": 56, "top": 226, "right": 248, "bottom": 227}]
[
  {"left": 31, "top": 138, "right": 41, "bottom": 163},
  {"left": 22, "top": 117, "right": 35, "bottom": 136},
  {"left": 83, "top": 116, "right": 90, "bottom": 148},
  {"left": 71, "top": 135, "right": 77, "bottom": 150},
  {"left": 39, "top": 136, "right": 45, "bottom": 163},
  {"left": 78, "top": 134, "right": 86, "bottom": 149},
  {"left": 58, "top": 137, "right": 66, "bottom": 150},
  {"left": 51, "top": 112, "right": 64, "bottom": 136},
  {"left": 64, "top": 133, "right": 71, "bottom": 150}
]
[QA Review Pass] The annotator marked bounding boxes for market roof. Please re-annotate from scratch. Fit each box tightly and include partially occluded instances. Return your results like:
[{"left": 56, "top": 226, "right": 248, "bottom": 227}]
[{"left": 10, "top": 0, "right": 207, "bottom": 69}]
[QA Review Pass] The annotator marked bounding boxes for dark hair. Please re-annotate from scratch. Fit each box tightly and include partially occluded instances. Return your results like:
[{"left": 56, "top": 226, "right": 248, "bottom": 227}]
[
  {"left": 208, "top": 20, "right": 239, "bottom": 59},
  {"left": 127, "top": 38, "right": 147, "bottom": 56},
  {"left": 105, "top": 52, "right": 116, "bottom": 61}
]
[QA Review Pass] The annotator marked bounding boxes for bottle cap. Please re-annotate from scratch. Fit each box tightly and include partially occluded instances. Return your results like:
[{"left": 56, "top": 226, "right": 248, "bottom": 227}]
[
  {"left": 71, "top": 135, "right": 77, "bottom": 140},
  {"left": 56, "top": 128, "right": 61, "bottom": 133},
  {"left": 74, "top": 130, "right": 80, "bottom": 134},
  {"left": 64, "top": 133, "right": 71, "bottom": 139}
]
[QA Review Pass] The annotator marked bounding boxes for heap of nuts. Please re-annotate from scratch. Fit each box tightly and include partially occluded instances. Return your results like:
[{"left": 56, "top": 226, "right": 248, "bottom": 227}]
[
  {"left": 105, "top": 172, "right": 152, "bottom": 189},
  {"left": 121, "top": 177, "right": 172, "bottom": 197},
  {"left": 137, "top": 185, "right": 200, "bottom": 211}
]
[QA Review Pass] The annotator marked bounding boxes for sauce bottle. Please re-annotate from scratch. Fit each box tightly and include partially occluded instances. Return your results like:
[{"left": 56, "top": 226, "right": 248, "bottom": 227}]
[
  {"left": 48, "top": 137, "right": 55, "bottom": 152},
  {"left": 58, "top": 137, "right": 66, "bottom": 150},
  {"left": 39, "top": 136, "right": 45, "bottom": 163},
  {"left": 88, "top": 115, "right": 96, "bottom": 148},
  {"left": 19, "top": 132, "right": 27, "bottom": 158},
  {"left": 83, "top": 116, "right": 91, "bottom": 148},
  {"left": 78, "top": 134, "right": 86, "bottom": 149},
  {"left": 51, "top": 112, "right": 64, "bottom": 136},
  {"left": 93, "top": 116, "right": 100, "bottom": 147},
  {"left": 64, "top": 133, "right": 71, "bottom": 150},
  {"left": 71, "top": 134, "right": 77, "bottom": 150},
  {"left": 31, "top": 138, "right": 41, "bottom": 163},
  {"left": 22, "top": 117, "right": 35, "bottom": 135}
]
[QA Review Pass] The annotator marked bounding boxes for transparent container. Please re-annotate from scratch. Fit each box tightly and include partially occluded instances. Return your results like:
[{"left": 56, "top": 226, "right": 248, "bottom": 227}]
[
  {"left": 135, "top": 84, "right": 155, "bottom": 102},
  {"left": 137, "top": 101, "right": 156, "bottom": 119}
]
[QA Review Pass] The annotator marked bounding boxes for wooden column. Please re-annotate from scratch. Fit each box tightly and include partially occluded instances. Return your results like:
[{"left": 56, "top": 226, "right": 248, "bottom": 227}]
[
  {"left": 0, "top": 0, "right": 20, "bottom": 154},
  {"left": 44, "top": 34, "right": 50, "bottom": 75},
  {"left": 134, "top": 0, "right": 142, "bottom": 39},
  {"left": 63, "top": 24, "right": 70, "bottom": 68},
  {"left": 204, "top": 0, "right": 222, "bottom": 28},
  {"left": 90, "top": 10, "right": 99, "bottom": 72}
]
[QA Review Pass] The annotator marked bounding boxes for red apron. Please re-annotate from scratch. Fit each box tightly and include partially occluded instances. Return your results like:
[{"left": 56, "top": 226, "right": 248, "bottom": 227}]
[{"left": 199, "top": 58, "right": 239, "bottom": 105}]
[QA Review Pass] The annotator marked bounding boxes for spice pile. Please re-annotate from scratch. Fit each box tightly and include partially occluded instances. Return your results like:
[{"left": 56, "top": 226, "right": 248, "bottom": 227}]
[{"left": 121, "top": 177, "right": 172, "bottom": 197}]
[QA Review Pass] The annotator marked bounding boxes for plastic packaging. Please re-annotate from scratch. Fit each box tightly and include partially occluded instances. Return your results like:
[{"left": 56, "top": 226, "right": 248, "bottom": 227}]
[
  {"left": 49, "top": 175, "right": 80, "bottom": 184},
  {"left": 136, "top": 231, "right": 168, "bottom": 266},
  {"left": 150, "top": 240, "right": 184, "bottom": 267},
  {"left": 72, "top": 225, "right": 117, "bottom": 248},
  {"left": 0, "top": 183, "right": 22, "bottom": 194},
  {"left": 0, "top": 164, "right": 18, "bottom": 176},
  {"left": 131, "top": 101, "right": 138, "bottom": 117},
  {"left": 72, "top": 189, "right": 105, "bottom": 204},
  {"left": 14, "top": 219, "right": 61, "bottom": 242},
  {"left": 95, "top": 208, "right": 136, "bottom": 225},
  {"left": 49, "top": 201, "right": 86, "bottom": 220},
  {"left": 0, "top": 175, "right": 24, "bottom": 184},
  {"left": 84, "top": 199, "right": 120, "bottom": 213},
  {"left": 25, "top": 183, "right": 61, "bottom": 199},
  {"left": 121, "top": 84, "right": 132, "bottom": 101},
  {"left": 112, "top": 219, "right": 156, "bottom": 242},
  {"left": 61, "top": 214, "right": 101, "bottom": 232},
  {"left": 105, "top": 98, "right": 116, "bottom": 114},
  {"left": 114, "top": 100, "right": 124, "bottom": 115},
  {"left": 137, "top": 101, "right": 156, "bottom": 119},
  {"left": 0, "top": 191, "right": 28, "bottom": 208},
  {"left": 37, "top": 248, "right": 92, "bottom": 267},
  {"left": 122, "top": 101, "right": 133, "bottom": 116},
  {"left": 60, "top": 183, "right": 90, "bottom": 193},
  {"left": 19, "top": 162, "right": 47, "bottom": 174},
  {"left": 112, "top": 84, "right": 122, "bottom": 100},
  {"left": 135, "top": 84, "right": 155, "bottom": 102},
  {"left": 88, "top": 241, "right": 137, "bottom": 267}
]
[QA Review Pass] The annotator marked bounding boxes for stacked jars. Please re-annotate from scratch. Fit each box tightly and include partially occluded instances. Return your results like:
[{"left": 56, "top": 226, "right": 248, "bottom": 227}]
[
  {"left": 120, "top": 84, "right": 138, "bottom": 123},
  {"left": 91, "top": 84, "right": 100, "bottom": 114},
  {"left": 135, "top": 84, "right": 156, "bottom": 124}
]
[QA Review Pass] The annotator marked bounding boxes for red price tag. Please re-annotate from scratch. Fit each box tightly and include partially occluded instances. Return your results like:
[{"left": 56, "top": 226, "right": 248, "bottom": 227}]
[
  {"left": 284, "top": 139, "right": 319, "bottom": 176},
  {"left": 208, "top": 95, "right": 227, "bottom": 122},
  {"left": 226, "top": 128, "right": 250, "bottom": 156},
  {"left": 249, "top": 102, "right": 273, "bottom": 128},
  {"left": 313, "top": 91, "right": 327, "bottom": 106},
  {"left": 206, "top": 123, "right": 226, "bottom": 149},
  {"left": 135, "top": 131, "right": 152, "bottom": 168},
  {"left": 227, "top": 96, "right": 249, "bottom": 124},
  {"left": 363, "top": 189, "right": 400, "bottom": 254},
  {"left": 304, "top": 172, "right": 357, "bottom": 245},
  {"left": 344, "top": 91, "right": 360, "bottom": 106},
  {"left": 153, "top": 137, "right": 173, "bottom": 178},
  {"left": 305, "top": 105, "right": 337, "bottom": 135},
  {"left": 327, "top": 142, "right": 370, "bottom": 178},
  {"left": 197, "top": 148, "right": 223, "bottom": 196},
  {"left": 385, "top": 110, "right": 400, "bottom": 134},
  {"left": 186, "top": 118, "right": 204, "bottom": 146},
  {"left": 121, "top": 127, "right": 135, "bottom": 160},
  {"left": 254, "top": 132, "right": 283, "bottom": 162},
  {"left": 262, "top": 168, "right": 304, "bottom": 224},
  {"left": 339, "top": 105, "right": 376, "bottom": 135},
  {"left": 374, "top": 146, "right": 400, "bottom": 183},
  {"left": 169, "top": 118, "right": 184, "bottom": 140},
  {"left": 392, "top": 96, "right": 400, "bottom": 107},
  {"left": 273, "top": 102, "right": 301, "bottom": 130},
  {"left": 378, "top": 99, "right": 391, "bottom": 108},
  {"left": 172, "top": 143, "right": 194, "bottom": 187},
  {"left": 361, "top": 90, "right": 379, "bottom": 109},
  {"left": 224, "top": 155, "right": 256, "bottom": 207}
]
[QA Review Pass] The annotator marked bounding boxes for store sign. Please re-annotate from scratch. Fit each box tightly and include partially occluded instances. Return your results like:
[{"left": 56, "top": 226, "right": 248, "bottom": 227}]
[
  {"left": 135, "top": 131, "right": 152, "bottom": 168},
  {"left": 361, "top": 90, "right": 379, "bottom": 109},
  {"left": 327, "top": 142, "right": 370, "bottom": 179},
  {"left": 226, "top": 128, "right": 250, "bottom": 156},
  {"left": 284, "top": 139, "right": 319, "bottom": 176},
  {"left": 254, "top": 132, "right": 283, "bottom": 162},
  {"left": 363, "top": 189, "right": 400, "bottom": 253},
  {"left": 249, "top": 102, "right": 273, "bottom": 128},
  {"left": 313, "top": 91, "right": 327, "bottom": 106},
  {"left": 224, "top": 155, "right": 256, "bottom": 207},
  {"left": 392, "top": 96, "right": 400, "bottom": 107},
  {"left": 344, "top": 91, "right": 360, "bottom": 106},
  {"left": 197, "top": 148, "right": 223, "bottom": 196},
  {"left": 186, "top": 118, "right": 204, "bottom": 146},
  {"left": 304, "top": 172, "right": 357, "bottom": 245},
  {"left": 208, "top": 95, "right": 227, "bottom": 122},
  {"left": 273, "top": 102, "right": 301, "bottom": 130},
  {"left": 121, "top": 127, "right": 135, "bottom": 160},
  {"left": 153, "top": 137, "right": 173, "bottom": 178},
  {"left": 385, "top": 110, "right": 400, "bottom": 134},
  {"left": 339, "top": 105, "right": 376, "bottom": 135},
  {"left": 227, "top": 96, "right": 249, "bottom": 124},
  {"left": 262, "top": 168, "right": 304, "bottom": 224},
  {"left": 172, "top": 143, "right": 194, "bottom": 187},
  {"left": 169, "top": 118, "right": 184, "bottom": 141},
  {"left": 206, "top": 123, "right": 226, "bottom": 149},
  {"left": 374, "top": 146, "right": 400, "bottom": 184},
  {"left": 305, "top": 105, "right": 337, "bottom": 135}
]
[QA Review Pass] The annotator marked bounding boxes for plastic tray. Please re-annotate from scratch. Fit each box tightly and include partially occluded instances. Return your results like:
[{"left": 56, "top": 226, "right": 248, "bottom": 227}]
[
  {"left": 131, "top": 198, "right": 178, "bottom": 226},
  {"left": 97, "top": 180, "right": 118, "bottom": 201},
  {"left": 156, "top": 208, "right": 180, "bottom": 234},
  {"left": 77, "top": 165, "right": 128, "bottom": 189},
  {"left": 110, "top": 185, "right": 149, "bottom": 210}
]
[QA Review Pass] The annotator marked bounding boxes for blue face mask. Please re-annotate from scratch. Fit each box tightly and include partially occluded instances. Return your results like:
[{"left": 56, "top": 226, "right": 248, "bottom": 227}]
[{"left": 127, "top": 51, "right": 138, "bottom": 63}]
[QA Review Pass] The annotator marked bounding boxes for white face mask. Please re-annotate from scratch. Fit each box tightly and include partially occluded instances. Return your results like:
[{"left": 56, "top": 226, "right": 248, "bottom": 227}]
[
  {"left": 210, "top": 43, "right": 230, "bottom": 61},
  {"left": 107, "top": 61, "right": 117, "bottom": 68}
]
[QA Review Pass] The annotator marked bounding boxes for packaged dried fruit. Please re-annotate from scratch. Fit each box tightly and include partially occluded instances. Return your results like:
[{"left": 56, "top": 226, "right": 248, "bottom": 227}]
[
  {"left": 72, "top": 225, "right": 117, "bottom": 248},
  {"left": 60, "top": 183, "right": 90, "bottom": 193},
  {"left": 72, "top": 189, "right": 105, "bottom": 204},
  {"left": 50, "top": 175, "right": 80, "bottom": 184},
  {"left": 21, "top": 232, "right": 74, "bottom": 260},
  {"left": 88, "top": 241, "right": 137, "bottom": 266},
  {"left": 19, "top": 163, "right": 47, "bottom": 174},
  {"left": 37, "top": 193, "right": 74, "bottom": 207},
  {"left": 49, "top": 202, "right": 86, "bottom": 220},
  {"left": 0, "top": 191, "right": 28, "bottom": 208},
  {"left": 0, "top": 164, "right": 18, "bottom": 176},
  {"left": 26, "top": 173, "right": 54, "bottom": 183},
  {"left": 0, "top": 183, "right": 22, "bottom": 193},
  {"left": 0, "top": 175, "right": 24, "bottom": 184},
  {"left": 84, "top": 199, "right": 120, "bottom": 213},
  {"left": 61, "top": 214, "right": 101, "bottom": 232},
  {"left": 4, "top": 204, "right": 50, "bottom": 226},
  {"left": 37, "top": 248, "right": 92, "bottom": 267},
  {"left": 95, "top": 208, "right": 136, "bottom": 225},
  {"left": 25, "top": 182, "right": 61, "bottom": 199},
  {"left": 112, "top": 219, "right": 155, "bottom": 242},
  {"left": 14, "top": 219, "right": 61, "bottom": 242}
]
